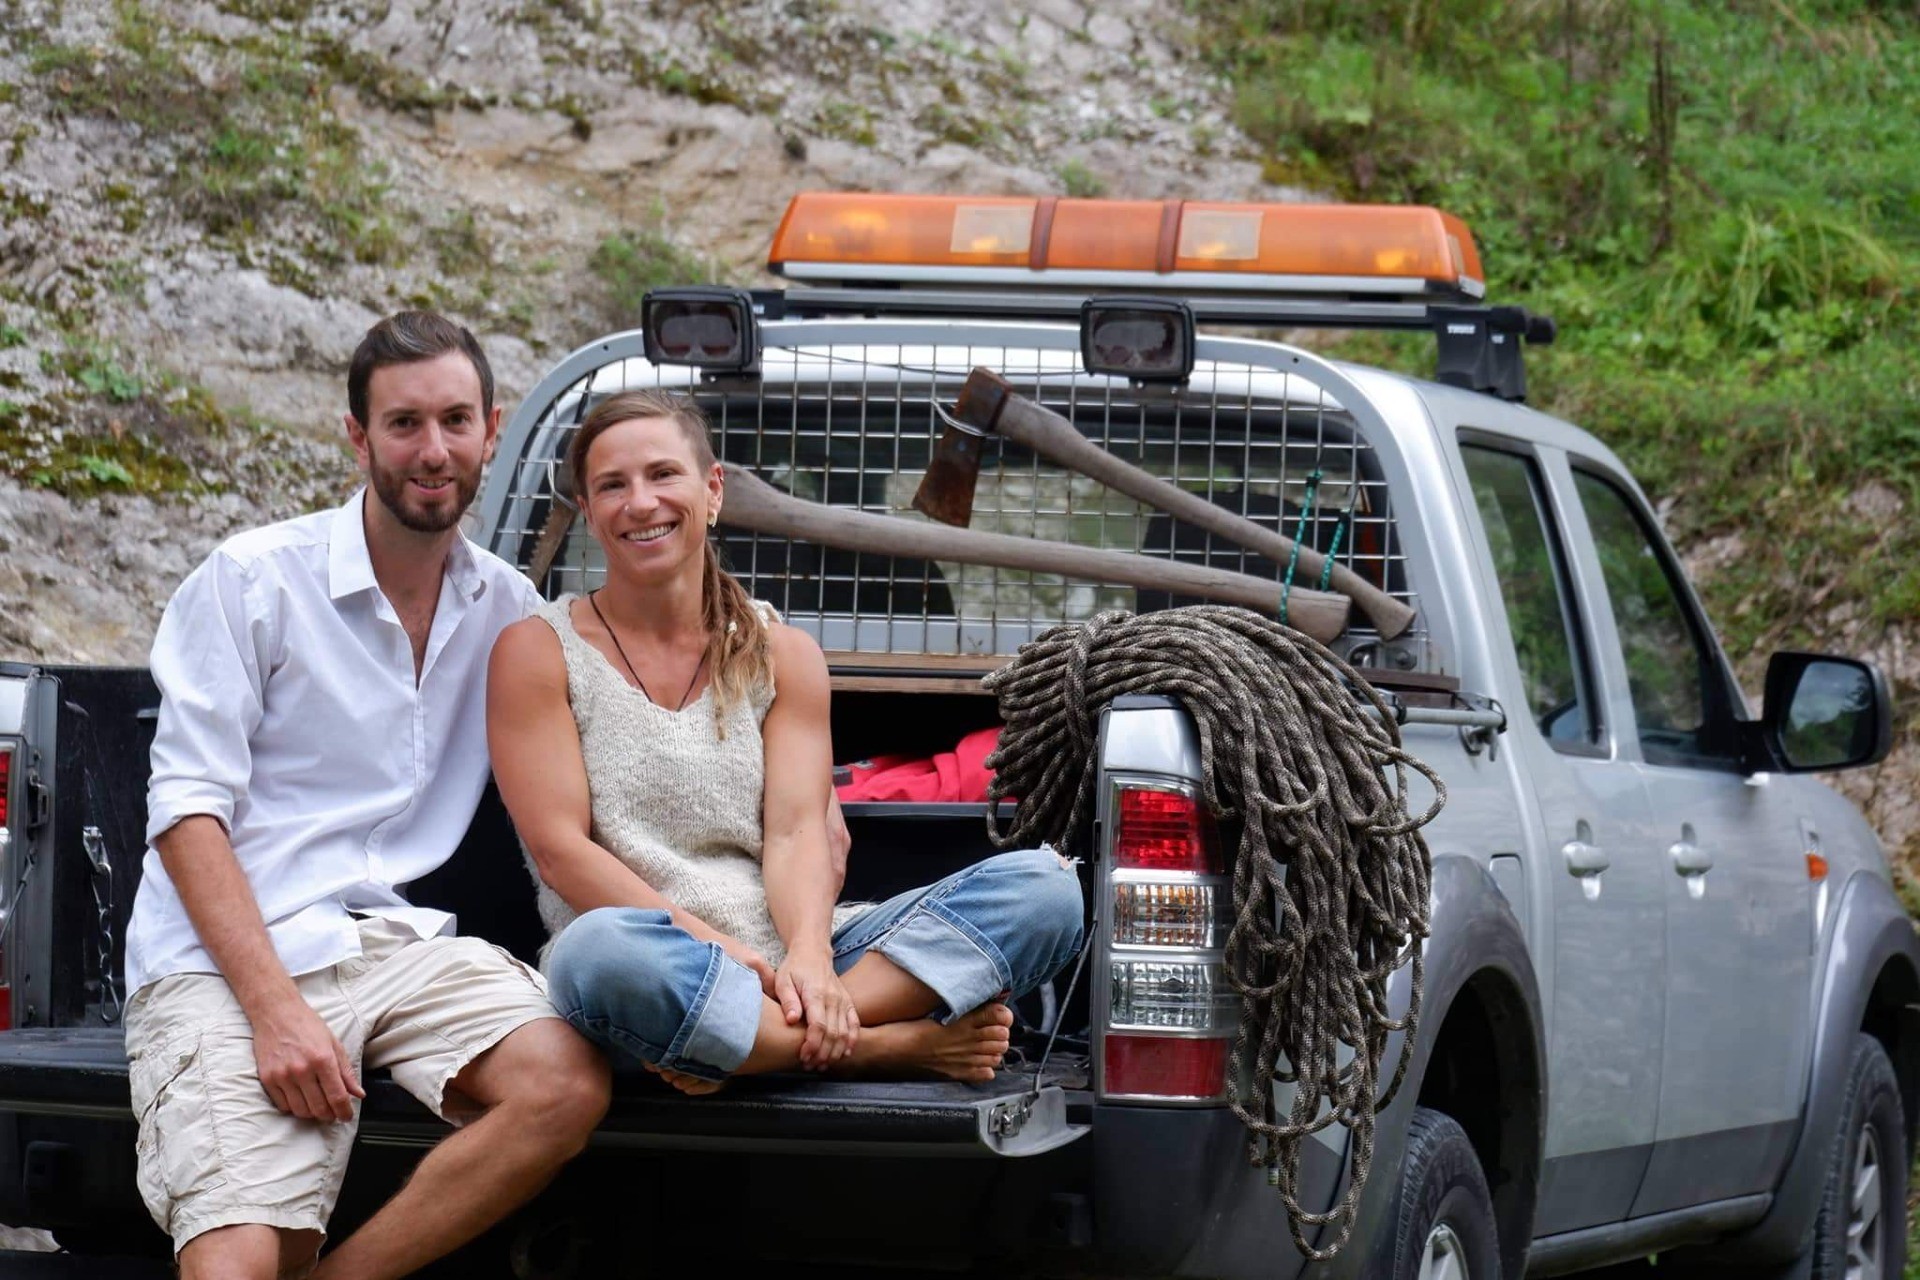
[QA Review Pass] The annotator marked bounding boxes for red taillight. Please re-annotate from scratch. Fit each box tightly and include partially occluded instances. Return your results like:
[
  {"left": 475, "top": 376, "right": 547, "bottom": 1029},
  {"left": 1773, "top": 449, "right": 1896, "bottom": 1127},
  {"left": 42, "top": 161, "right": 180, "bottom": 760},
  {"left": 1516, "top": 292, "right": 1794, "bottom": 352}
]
[
  {"left": 1103, "top": 1034, "right": 1230, "bottom": 1099},
  {"left": 1114, "top": 787, "right": 1219, "bottom": 873},
  {"left": 0, "top": 748, "right": 10, "bottom": 827}
]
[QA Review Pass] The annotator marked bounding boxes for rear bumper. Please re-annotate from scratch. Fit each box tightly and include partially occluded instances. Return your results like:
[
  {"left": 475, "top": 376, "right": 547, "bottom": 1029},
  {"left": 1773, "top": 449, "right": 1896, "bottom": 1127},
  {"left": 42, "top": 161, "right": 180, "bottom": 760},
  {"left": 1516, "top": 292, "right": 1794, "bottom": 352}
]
[{"left": 1092, "top": 1103, "right": 1350, "bottom": 1279}]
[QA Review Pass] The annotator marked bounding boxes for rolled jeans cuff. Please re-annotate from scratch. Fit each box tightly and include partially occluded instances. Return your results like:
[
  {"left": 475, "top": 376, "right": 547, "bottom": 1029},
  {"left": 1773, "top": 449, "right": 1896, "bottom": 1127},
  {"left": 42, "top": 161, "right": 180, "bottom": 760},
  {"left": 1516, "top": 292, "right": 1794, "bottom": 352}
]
[
  {"left": 873, "top": 899, "right": 1013, "bottom": 1025},
  {"left": 665, "top": 945, "right": 764, "bottom": 1080}
]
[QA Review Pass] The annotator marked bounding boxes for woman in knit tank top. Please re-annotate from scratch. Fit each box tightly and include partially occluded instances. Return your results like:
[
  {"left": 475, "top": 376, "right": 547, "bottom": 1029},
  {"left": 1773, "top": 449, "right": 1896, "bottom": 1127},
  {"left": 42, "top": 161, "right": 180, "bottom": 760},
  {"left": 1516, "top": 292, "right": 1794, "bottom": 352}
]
[{"left": 488, "top": 389, "right": 1084, "bottom": 1091}]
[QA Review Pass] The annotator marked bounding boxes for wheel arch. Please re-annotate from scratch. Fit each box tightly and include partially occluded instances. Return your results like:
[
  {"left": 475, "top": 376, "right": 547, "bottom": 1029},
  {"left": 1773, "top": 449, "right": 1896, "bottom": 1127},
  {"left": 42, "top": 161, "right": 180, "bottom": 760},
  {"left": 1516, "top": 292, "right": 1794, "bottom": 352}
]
[
  {"left": 1709, "top": 870, "right": 1920, "bottom": 1267},
  {"left": 1321, "top": 853, "right": 1545, "bottom": 1280},
  {"left": 1861, "top": 946, "right": 1920, "bottom": 1159},
  {"left": 1416, "top": 960, "right": 1544, "bottom": 1280}
]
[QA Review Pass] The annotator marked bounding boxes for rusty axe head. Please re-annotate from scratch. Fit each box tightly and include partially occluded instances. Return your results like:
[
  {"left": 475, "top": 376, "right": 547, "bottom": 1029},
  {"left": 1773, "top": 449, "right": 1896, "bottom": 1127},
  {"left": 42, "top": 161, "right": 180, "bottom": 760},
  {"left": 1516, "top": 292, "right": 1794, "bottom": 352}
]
[{"left": 910, "top": 369, "right": 1013, "bottom": 528}]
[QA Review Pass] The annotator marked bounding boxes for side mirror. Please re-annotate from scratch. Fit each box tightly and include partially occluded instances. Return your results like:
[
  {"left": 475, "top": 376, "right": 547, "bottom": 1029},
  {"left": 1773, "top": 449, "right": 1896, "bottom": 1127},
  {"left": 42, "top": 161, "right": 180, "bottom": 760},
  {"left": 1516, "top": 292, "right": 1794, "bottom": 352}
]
[{"left": 1757, "top": 651, "right": 1892, "bottom": 773}]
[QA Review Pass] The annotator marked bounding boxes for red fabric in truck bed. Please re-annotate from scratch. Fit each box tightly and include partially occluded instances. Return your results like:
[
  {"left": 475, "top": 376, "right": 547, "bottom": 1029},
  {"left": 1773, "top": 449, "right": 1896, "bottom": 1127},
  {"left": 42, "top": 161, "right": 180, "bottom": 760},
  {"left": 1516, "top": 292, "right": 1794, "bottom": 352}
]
[{"left": 834, "top": 727, "right": 1000, "bottom": 804}]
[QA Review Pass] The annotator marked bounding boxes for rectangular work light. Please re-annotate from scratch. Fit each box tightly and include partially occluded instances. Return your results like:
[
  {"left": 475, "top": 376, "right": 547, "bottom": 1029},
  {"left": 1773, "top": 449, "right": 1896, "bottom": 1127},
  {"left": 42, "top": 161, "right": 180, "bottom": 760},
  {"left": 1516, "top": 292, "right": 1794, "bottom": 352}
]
[
  {"left": 1080, "top": 297, "right": 1195, "bottom": 383},
  {"left": 768, "top": 192, "right": 1486, "bottom": 299},
  {"left": 642, "top": 286, "right": 760, "bottom": 375}
]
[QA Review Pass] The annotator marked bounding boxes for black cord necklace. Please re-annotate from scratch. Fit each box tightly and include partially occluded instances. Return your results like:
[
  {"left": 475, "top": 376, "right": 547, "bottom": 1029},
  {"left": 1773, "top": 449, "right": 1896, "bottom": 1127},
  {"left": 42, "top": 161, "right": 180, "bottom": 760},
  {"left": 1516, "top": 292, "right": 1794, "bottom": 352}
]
[{"left": 587, "top": 590, "right": 708, "bottom": 711}]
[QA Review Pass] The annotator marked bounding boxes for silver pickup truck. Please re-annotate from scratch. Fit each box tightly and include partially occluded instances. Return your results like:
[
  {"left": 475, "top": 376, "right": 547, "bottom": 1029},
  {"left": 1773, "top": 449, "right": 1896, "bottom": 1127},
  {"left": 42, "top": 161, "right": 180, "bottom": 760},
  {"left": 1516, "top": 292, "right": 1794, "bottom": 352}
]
[{"left": 0, "top": 194, "right": 1908, "bottom": 1280}]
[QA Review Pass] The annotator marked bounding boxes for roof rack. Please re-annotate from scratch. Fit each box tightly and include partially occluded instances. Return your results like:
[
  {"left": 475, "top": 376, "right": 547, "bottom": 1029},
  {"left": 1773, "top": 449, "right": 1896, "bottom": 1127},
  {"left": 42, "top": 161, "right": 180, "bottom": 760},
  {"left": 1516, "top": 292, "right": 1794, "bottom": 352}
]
[{"left": 758, "top": 286, "right": 1558, "bottom": 403}]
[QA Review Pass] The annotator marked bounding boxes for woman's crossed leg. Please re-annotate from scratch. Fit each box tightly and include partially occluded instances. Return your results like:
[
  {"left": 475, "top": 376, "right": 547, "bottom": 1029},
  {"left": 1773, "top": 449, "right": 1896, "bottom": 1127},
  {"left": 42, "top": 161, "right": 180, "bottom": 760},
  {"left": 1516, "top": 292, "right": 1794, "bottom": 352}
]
[{"left": 547, "top": 848, "right": 1084, "bottom": 1092}]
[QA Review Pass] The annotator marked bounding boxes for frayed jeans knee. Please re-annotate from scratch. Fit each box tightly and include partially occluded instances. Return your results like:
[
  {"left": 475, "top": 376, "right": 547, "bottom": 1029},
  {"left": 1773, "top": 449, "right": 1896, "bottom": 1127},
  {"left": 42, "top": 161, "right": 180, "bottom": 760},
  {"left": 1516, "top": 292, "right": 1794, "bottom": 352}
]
[{"left": 545, "top": 849, "right": 1084, "bottom": 1080}]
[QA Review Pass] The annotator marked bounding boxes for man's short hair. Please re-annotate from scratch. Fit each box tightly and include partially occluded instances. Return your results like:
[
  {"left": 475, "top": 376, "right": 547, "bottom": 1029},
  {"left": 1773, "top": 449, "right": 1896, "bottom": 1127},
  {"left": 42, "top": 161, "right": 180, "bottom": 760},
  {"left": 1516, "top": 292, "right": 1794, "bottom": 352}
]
[{"left": 347, "top": 311, "right": 495, "bottom": 429}]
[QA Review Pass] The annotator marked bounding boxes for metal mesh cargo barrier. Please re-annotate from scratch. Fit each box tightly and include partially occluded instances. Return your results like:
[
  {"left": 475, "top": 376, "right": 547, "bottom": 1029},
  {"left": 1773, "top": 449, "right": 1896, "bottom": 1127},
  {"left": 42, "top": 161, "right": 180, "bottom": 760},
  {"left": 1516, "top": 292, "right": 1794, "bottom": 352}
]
[{"left": 493, "top": 341, "right": 1417, "bottom": 657}]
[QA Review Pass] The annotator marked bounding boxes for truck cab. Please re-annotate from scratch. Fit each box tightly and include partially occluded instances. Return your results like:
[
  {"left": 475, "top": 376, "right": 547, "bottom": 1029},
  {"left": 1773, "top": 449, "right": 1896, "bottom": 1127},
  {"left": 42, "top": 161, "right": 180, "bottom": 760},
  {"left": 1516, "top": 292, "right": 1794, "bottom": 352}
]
[{"left": 0, "top": 193, "right": 1908, "bottom": 1280}]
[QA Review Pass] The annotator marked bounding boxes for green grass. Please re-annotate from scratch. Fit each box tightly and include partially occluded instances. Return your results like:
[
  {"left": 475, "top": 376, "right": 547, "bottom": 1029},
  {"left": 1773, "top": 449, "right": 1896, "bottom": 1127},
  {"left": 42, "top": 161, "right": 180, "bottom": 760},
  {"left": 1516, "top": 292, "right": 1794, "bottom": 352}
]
[
  {"left": 1909, "top": 1163, "right": 1919, "bottom": 1279},
  {"left": 1200, "top": 0, "right": 1920, "bottom": 858}
]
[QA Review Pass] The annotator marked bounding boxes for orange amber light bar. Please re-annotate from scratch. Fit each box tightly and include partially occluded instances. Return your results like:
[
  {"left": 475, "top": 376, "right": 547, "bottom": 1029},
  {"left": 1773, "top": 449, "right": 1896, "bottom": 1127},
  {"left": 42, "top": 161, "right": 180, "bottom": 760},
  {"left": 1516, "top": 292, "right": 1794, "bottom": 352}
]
[{"left": 768, "top": 193, "right": 1485, "bottom": 298}]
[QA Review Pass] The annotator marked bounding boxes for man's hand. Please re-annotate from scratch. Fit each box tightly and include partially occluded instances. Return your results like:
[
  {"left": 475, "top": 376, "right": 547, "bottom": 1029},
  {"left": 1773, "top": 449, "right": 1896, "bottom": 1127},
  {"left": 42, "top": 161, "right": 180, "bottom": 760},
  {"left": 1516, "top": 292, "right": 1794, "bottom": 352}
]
[
  {"left": 775, "top": 946, "right": 859, "bottom": 1070},
  {"left": 251, "top": 996, "right": 363, "bottom": 1122}
]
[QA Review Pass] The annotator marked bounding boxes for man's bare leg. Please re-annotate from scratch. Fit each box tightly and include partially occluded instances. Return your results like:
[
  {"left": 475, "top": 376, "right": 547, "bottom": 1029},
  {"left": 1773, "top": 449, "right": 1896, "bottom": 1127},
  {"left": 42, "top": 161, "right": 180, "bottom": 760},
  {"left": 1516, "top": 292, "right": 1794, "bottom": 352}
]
[
  {"left": 309, "top": 1020, "right": 609, "bottom": 1280},
  {"left": 177, "top": 1224, "right": 323, "bottom": 1280}
]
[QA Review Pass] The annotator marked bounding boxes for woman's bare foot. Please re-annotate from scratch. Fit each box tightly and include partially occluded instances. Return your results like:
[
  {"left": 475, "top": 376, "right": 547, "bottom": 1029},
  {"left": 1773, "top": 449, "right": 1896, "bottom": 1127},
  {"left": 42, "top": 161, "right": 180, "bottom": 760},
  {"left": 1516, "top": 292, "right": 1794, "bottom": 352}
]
[
  {"left": 645, "top": 1061, "right": 726, "bottom": 1096},
  {"left": 839, "top": 1003, "right": 1014, "bottom": 1083}
]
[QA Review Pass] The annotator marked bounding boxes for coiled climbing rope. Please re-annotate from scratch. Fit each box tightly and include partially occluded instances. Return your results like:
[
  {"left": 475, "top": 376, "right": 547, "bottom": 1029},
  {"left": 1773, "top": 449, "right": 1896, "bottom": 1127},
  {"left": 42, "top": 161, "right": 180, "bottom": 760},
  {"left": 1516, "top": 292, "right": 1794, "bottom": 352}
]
[{"left": 982, "top": 605, "right": 1445, "bottom": 1260}]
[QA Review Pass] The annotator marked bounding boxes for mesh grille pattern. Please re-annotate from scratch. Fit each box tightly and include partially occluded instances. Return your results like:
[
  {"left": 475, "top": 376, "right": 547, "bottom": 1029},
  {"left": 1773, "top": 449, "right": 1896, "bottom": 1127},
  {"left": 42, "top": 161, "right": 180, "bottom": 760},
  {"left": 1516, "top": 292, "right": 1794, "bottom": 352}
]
[{"left": 493, "top": 341, "right": 1415, "bottom": 657}]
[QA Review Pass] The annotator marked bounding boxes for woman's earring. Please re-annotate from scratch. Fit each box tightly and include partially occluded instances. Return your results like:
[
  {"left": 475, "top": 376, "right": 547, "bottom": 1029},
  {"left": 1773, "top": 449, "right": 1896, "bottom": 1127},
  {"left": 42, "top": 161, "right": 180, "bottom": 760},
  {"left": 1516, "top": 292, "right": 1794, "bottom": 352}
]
[{"left": 708, "top": 509, "right": 719, "bottom": 528}]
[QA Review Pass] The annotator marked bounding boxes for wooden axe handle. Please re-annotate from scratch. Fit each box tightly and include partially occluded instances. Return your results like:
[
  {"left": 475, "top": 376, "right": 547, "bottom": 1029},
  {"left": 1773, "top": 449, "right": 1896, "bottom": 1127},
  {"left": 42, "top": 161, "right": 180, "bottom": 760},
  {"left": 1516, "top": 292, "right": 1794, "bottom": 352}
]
[
  {"left": 955, "top": 368, "right": 1417, "bottom": 640},
  {"left": 716, "top": 464, "right": 1351, "bottom": 644},
  {"left": 524, "top": 502, "right": 576, "bottom": 590}
]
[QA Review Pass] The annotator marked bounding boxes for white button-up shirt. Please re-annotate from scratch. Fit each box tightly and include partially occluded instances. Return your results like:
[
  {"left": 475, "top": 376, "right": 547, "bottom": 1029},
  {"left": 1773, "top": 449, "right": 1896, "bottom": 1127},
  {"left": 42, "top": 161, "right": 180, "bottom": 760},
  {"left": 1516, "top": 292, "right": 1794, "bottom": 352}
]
[{"left": 125, "top": 490, "right": 540, "bottom": 995}]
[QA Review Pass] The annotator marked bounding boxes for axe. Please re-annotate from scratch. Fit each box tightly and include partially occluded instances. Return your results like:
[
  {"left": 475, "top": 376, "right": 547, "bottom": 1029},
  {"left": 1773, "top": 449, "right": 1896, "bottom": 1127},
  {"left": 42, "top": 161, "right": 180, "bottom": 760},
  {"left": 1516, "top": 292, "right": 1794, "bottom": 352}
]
[
  {"left": 718, "top": 464, "right": 1352, "bottom": 643},
  {"left": 913, "top": 368, "right": 1417, "bottom": 640}
]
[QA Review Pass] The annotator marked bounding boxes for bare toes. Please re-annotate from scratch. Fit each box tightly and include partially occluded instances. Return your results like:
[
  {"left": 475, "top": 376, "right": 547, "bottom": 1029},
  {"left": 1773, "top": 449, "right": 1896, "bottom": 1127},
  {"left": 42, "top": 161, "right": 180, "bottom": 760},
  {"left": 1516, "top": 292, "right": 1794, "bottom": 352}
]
[
  {"left": 959, "top": 1003, "right": 1015, "bottom": 1029},
  {"left": 659, "top": 1067, "right": 725, "bottom": 1096}
]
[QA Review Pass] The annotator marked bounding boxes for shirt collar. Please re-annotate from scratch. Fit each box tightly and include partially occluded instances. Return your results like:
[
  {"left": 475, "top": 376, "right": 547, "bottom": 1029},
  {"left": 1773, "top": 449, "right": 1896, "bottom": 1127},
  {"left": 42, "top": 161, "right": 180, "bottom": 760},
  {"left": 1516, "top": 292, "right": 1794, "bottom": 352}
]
[
  {"left": 327, "top": 488, "right": 489, "bottom": 604},
  {"left": 327, "top": 489, "right": 378, "bottom": 601}
]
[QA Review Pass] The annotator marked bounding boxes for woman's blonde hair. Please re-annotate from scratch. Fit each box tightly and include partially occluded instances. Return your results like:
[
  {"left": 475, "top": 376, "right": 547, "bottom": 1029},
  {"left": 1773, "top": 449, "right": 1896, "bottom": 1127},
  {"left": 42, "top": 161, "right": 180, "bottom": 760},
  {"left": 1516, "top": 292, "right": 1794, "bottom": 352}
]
[{"left": 567, "top": 389, "right": 770, "bottom": 735}]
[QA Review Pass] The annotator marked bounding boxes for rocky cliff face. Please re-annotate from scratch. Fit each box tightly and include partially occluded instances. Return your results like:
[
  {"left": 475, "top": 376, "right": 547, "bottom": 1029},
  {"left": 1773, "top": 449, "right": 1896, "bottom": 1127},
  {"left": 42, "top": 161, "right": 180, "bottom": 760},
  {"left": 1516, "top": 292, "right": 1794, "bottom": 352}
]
[
  {"left": 2, "top": 0, "right": 1913, "bottom": 876},
  {"left": 1, "top": 0, "right": 1279, "bottom": 658}
]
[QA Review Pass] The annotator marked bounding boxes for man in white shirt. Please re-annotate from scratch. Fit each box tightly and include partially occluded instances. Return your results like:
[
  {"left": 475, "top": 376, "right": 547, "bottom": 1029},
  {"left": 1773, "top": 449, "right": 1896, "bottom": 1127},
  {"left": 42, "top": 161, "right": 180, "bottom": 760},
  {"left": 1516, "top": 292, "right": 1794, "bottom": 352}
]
[{"left": 123, "top": 311, "right": 611, "bottom": 1280}]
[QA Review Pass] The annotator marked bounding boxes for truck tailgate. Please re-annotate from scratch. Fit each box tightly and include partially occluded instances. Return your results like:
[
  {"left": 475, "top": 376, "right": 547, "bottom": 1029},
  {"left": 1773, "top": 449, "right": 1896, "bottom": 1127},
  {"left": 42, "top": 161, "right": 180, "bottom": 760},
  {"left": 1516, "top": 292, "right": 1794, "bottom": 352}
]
[{"left": 0, "top": 1028, "right": 1089, "bottom": 1159}]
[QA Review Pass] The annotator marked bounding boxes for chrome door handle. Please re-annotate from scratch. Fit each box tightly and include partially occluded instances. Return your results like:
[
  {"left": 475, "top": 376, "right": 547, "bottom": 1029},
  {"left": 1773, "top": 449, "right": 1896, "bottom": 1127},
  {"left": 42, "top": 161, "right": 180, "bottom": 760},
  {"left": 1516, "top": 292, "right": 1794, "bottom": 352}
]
[
  {"left": 1562, "top": 839, "right": 1609, "bottom": 900},
  {"left": 1669, "top": 838, "right": 1712, "bottom": 899},
  {"left": 1563, "top": 840, "right": 1610, "bottom": 874}
]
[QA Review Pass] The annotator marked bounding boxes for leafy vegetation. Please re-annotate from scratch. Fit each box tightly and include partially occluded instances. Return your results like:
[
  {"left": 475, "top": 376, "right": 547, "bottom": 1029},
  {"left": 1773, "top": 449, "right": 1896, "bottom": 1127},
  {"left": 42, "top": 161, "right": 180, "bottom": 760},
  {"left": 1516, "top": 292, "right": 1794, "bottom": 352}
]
[
  {"left": 591, "top": 225, "right": 728, "bottom": 329},
  {"left": 1200, "top": 1, "right": 1919, "bottom": 868}
]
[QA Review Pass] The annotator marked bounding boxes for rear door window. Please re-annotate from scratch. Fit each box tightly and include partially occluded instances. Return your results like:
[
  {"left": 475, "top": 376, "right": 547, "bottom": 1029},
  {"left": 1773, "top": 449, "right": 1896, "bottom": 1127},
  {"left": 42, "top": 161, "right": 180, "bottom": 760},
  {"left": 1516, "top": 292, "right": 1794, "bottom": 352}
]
[{"left": 1460, "top": 444, "right": 1601, "bottom": 752}]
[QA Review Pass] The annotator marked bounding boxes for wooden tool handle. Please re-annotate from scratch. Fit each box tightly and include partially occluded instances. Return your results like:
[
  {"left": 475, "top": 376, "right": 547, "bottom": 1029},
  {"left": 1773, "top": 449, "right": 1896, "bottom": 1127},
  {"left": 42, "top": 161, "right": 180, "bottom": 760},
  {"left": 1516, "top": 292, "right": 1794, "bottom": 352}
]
[
  {"left": 955, "top": 368, "right": 1417, "bottom": 640},
  {"left": 717, "top": 464, "right": 1351, "bottom": 643}
]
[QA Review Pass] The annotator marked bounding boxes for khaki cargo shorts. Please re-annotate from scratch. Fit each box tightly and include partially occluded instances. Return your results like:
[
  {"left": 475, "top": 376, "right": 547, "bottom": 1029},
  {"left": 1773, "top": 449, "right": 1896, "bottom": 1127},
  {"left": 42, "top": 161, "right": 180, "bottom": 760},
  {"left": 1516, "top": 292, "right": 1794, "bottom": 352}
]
[{"left": 123, "top": 915, "right": 559, "bottom": 1254}]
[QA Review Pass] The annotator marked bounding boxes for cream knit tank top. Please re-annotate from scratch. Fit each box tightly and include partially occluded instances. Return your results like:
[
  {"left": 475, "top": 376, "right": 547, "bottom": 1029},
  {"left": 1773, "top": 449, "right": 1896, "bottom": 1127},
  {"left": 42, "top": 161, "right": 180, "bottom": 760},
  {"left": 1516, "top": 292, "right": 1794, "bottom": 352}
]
[{"left": 528, "top": 593, "right": 790, "bottom": 968}]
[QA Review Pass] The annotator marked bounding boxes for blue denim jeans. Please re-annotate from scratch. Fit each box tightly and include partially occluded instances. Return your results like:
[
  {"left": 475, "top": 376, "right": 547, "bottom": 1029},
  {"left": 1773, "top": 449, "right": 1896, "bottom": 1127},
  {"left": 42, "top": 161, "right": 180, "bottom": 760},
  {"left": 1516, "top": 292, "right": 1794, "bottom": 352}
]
[{"left": 545, "top": 848, "right": 1085, "bottom": 1081}]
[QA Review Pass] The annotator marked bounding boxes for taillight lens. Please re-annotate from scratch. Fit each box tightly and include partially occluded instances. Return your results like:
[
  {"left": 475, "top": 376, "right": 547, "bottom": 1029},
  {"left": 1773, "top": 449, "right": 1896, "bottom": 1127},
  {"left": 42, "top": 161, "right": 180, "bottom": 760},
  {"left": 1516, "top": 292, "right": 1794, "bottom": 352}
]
[
  {"left": 1112, "top": 879, "right": 1229, "bottom": 948},
  {"left": 1103, "top": 1035, "right": 1230, "bottom": 1099},
  {"left": 0, "top": 747, "right": 11, "bottom": 827},
  {"left": 1109, "top": 959, "right": 1236, "bottom": 1031},
  {"left": 1101, "top": 780, "right": 1236, "bottom": 1102},
  {"left": 1114, "top": 786, "right": 1219, "bottom": 873}
]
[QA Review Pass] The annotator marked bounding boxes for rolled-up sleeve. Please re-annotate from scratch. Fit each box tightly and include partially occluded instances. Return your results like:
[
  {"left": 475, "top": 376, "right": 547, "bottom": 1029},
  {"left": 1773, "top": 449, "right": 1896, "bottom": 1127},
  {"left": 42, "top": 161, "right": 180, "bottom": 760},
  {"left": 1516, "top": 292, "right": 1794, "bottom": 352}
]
[{"left": 144, "top": 552, "right": 269, "bottom": 845}]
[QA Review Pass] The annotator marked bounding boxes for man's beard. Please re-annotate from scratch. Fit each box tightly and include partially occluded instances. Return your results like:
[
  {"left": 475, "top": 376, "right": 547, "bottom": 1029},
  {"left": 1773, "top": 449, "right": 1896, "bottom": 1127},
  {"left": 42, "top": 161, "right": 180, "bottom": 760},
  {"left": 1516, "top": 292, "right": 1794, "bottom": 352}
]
[{"left": 368, "top": 456, "right": 480, "bottom": 534}]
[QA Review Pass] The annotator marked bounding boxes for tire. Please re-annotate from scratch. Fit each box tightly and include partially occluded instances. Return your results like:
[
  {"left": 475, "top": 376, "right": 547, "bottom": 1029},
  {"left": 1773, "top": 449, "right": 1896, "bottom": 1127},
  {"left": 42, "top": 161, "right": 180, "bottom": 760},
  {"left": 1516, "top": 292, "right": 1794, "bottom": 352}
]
[
  {"left": 1810, "top": 1033, "right": 1907, "bottom": 1280},
  {"left": 1381, "top": 1106, "right": 1501, "bottom": 1280}
]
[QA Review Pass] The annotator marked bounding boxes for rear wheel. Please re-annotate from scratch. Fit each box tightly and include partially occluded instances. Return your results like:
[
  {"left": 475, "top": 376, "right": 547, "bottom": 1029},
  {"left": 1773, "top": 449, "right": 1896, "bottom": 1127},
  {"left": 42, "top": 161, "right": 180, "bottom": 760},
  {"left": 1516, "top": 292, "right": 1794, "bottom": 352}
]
[
  {"left": 1811, "top": 1034, "right": 1907, "bottom": 1280},
  {"left": 1384, "top": 1107, "right": 1500, "bottom": 1280}
]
